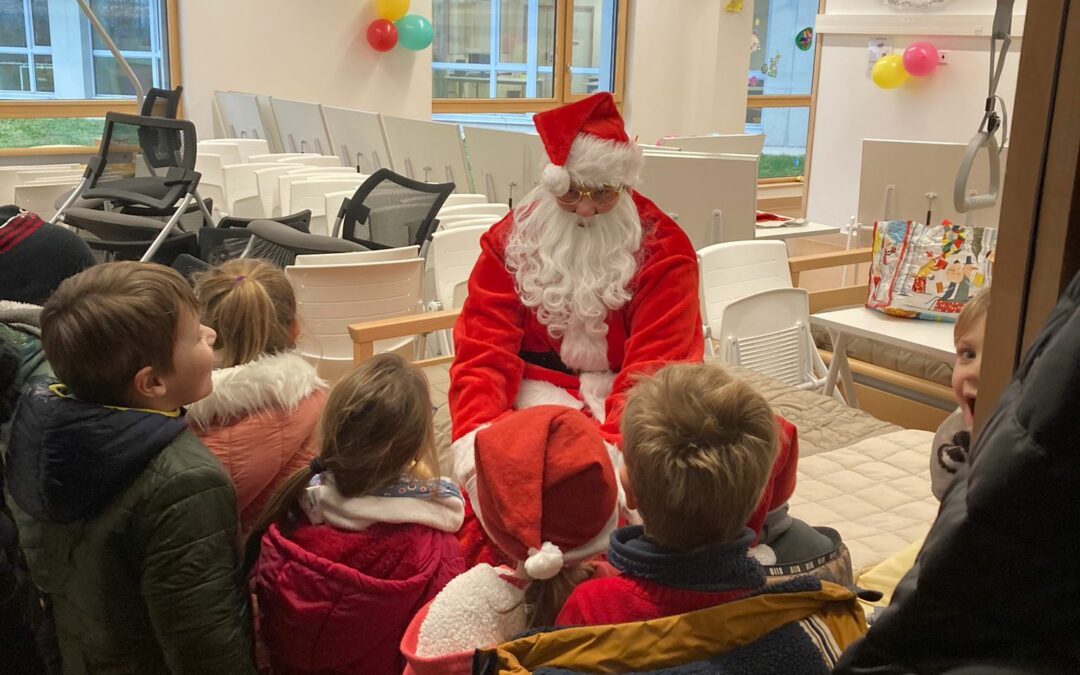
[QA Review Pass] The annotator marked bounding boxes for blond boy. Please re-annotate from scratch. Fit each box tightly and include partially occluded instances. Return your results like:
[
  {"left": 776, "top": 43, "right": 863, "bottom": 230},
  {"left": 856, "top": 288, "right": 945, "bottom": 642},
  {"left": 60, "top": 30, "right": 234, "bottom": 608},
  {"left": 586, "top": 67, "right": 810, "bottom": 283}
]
[
  {"left": 4, "top": 262, "right": 256, "bottom": 673},
  {"left": 931, "top": 289, "right": 991, "bottom": 500},
  {"left": 555, "top": 363, "right": 779, "bottom": 626}
]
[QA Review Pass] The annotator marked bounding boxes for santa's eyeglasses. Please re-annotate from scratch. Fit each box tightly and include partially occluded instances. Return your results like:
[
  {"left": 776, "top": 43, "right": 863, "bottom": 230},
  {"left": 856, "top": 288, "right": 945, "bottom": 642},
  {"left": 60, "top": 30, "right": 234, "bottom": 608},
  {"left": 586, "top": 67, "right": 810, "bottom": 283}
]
[{"left": 554, "top": 185, "right": 623, "bottom": 209}]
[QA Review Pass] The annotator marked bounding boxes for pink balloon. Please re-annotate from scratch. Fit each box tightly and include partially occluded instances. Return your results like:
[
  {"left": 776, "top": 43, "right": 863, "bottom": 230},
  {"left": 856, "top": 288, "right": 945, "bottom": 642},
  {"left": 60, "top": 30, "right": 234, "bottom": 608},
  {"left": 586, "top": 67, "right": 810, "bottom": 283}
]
[{"left": 903, "top": 41, "right": 939, "bottom": 77}]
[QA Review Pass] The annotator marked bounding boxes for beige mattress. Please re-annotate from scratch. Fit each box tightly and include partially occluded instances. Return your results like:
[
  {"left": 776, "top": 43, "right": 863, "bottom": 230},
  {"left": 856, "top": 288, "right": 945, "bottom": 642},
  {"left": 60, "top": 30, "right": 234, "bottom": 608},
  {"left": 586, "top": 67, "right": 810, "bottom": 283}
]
[
  {"left": 424, "top": 362, "right": 899, "bottom": 461},
  {"left": 789, "top": 429, "right": 937, "bottom": 574}
]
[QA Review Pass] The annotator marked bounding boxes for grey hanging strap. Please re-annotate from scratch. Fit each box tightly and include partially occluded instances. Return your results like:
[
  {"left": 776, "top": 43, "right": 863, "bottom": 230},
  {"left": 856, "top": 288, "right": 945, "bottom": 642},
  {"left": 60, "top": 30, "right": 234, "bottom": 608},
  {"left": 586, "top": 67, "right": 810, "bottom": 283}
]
[{"left": 954, "top": 0, "right": 1013, "bottom": 214}]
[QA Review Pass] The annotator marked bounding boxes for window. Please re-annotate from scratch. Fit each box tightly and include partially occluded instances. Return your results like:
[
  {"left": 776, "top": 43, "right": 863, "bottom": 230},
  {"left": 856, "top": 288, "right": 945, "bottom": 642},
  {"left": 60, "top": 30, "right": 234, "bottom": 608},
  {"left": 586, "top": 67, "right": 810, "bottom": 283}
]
[
  {"left": 432, "top": 0, "right": 628, "bottom": 113},
  {"left": 746, "top": 0, "right": 821, "bottom": 181},
  {"left": 1, "top": 0, "right": 178, "bottom": 149}
]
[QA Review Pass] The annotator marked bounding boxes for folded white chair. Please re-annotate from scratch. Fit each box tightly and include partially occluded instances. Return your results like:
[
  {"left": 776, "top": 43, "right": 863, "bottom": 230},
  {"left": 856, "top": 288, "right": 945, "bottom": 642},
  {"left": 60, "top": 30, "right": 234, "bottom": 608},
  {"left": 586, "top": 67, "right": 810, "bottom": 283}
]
[
  {"left": 716, "top": 287, "right": 831, "bottom": 395},
  {"left": 697, "top": 240, "right": 792, "bottom": 359}
]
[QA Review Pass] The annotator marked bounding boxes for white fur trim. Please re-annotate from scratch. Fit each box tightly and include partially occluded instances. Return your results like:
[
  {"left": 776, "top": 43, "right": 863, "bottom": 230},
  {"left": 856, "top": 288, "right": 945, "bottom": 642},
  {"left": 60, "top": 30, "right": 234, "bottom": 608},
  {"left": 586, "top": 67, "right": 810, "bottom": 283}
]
[
  {"left": 523, "top": 542, "right": 564, "bottom": 580},
  {"left": 749, "top": 544, "right": 777, "bottom": 566},
  {"left": 559, "top": 323, "right": 609, "bottom": 372},
  {"left": 563, "top": 134, "right": 644, "bottom": 189},
  {"left": 416, "top": 564, "right": 526, "bottom": 657},
  {"left": 542, "top": 163, "right": 571, "bottom": 195},
  {"left": 514, "top": 379, "right": 583, "bottom": 412},
  {"left": 302, "top": 477, "right": 465, "bottom": 534},
  {"left": 579, "top": 371, "right": 616, "bottom": 423},
  {"left": 186, "top": 351, "right": 326, "bottom": 430},
  {"left": 450, "top": 425, "right": 486, "bottom": 494}
]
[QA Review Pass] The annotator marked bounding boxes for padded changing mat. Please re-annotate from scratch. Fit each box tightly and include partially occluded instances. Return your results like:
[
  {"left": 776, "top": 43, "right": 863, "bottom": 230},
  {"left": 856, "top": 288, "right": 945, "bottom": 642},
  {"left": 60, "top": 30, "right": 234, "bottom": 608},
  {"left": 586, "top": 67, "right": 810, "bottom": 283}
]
[{"left": 789, "top": 429, "right": 938, "bottom": 575}]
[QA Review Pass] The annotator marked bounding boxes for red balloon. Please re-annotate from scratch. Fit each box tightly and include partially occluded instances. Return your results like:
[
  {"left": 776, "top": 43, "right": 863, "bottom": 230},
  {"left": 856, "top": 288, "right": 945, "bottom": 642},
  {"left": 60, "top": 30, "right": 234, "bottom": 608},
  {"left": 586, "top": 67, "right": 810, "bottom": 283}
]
[{"left": 367, "top": 19, "right": 398, "bottom": 52}]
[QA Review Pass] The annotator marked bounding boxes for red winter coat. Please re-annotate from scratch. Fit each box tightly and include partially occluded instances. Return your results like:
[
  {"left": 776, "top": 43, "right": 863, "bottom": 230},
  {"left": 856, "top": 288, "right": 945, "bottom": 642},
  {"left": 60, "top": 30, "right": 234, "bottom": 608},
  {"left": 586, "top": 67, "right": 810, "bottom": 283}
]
[
  {"left": 254, "top": 521, "right": 465, "bottom": 675},
  {"left": 448, "top": 192, "right": 704, "bottom": 446}
]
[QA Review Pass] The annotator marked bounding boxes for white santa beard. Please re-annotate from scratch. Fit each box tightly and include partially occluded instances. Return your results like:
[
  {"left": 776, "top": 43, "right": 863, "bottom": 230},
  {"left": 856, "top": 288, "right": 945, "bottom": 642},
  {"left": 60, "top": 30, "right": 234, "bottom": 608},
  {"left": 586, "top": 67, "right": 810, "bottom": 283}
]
[{"left": 506, "top": 186, "right": 642, "bottom": 371}]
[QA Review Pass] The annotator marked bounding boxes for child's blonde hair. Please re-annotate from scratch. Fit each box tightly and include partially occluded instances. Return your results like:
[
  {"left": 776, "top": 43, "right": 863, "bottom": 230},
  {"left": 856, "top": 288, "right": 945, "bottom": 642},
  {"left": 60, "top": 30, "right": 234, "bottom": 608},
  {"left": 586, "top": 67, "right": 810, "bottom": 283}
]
[
  {"left": 246, "top": 353, "right": 438, "bottom": 567},
  {"left": 955, "top": 288, "right": 991, "bottom": 340},
  {"left": 194, "top": 259, "right": 297, "bottom": 368},
  {"left": 621, "top": 363, "right": 778, "bottom": 551},
  {"left": 41, "top": 262, "right": 199, "bottom": 405}
]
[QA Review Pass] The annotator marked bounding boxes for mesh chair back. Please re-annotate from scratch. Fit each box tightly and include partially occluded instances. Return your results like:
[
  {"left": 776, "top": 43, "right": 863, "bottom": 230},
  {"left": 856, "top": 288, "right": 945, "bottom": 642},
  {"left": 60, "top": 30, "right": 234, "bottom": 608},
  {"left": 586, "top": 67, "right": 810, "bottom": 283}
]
[
  {"left": 141, "top": 86, "right": 184, "bottom": 118},
  {"left": 339, "top": 169, "right": 453, "bottom": 252},
  {"left": 83, "top": 113, "right": 199, "bottom": 210}
]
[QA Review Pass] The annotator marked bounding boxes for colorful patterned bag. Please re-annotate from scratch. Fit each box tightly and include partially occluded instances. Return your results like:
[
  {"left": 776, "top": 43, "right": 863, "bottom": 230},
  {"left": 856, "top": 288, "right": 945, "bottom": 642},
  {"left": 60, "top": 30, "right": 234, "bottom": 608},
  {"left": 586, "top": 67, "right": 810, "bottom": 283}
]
[{"left": 866, "top": 220, "right": 996, "bottom": 322}]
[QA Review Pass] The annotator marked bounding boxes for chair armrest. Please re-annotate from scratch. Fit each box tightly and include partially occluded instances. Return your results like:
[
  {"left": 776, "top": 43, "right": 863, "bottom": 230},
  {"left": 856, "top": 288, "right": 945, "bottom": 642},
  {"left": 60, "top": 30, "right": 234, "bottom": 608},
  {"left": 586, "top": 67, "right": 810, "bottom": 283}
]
[{"left": 349, "top": 309, "right": 461, "bottom": 365}]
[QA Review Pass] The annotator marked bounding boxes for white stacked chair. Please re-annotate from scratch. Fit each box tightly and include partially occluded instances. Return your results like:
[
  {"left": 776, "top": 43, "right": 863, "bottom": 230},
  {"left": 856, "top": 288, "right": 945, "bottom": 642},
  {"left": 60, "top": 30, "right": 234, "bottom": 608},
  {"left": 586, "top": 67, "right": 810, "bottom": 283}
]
[
  {"left": 293, "top": 246, "right": 418, "bottom": 266},
  {"left": 427, "top": 225, "right": 487, "bottom": 354},
  {"left": 438, "top": 215, "right": 503, "bottom": 230},
  {"left": 288, "top": 176, "right": 370, "bottom": 236},
  {"left": 276, "top": 168, "right": 362, "bottom": 217},
  {"left": 285, "top": 258, "right": 425, "bottom": 382},
  {"left": 201, "top": 138, "right": 270, "bottom": 162},
  {"left": 437, "top": 203, "right": 509, "bottom": 219}
]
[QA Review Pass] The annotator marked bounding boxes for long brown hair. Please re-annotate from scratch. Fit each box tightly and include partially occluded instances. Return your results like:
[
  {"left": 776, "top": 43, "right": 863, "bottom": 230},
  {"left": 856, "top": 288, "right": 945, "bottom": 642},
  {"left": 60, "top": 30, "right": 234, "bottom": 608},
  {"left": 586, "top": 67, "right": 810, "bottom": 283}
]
[
  {"left": 522, "top": 564, "right": 594, "bottom": 628},
  {"left": 193, "top": 259, "right": 297, "bottom": 367},
  {"left": 245, "top": 353, "right": 438, "bottom": 570}
]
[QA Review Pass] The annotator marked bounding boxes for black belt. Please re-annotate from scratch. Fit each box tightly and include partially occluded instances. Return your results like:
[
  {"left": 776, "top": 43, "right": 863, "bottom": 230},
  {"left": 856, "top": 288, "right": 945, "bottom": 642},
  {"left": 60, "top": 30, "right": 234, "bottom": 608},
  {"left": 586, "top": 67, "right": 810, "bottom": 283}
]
[{"left": 520, "top": 350, "right": 574, "bottom": 375}]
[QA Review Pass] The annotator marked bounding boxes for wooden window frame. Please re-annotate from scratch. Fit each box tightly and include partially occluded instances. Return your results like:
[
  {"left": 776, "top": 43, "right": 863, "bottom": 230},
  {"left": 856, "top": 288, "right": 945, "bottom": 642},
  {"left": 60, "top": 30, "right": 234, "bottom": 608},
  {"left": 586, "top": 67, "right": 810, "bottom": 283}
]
[
  {"left": 432, "top": 0, "right": 629, "bottom": 114},
  {"left": 0, "top": 0, "right": 182, "bottom": 122},
  {"left": 747, "top": 0, "right": 825, "bottom": 194}
]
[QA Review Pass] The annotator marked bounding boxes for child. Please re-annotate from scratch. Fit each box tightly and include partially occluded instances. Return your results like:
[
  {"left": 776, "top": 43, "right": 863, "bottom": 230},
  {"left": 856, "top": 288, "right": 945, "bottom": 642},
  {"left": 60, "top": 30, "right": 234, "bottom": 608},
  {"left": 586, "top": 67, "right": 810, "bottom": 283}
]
[
  {"left": 552, "top": 363, "right": 866, "bottom": 669},
  {"left": 556, "top": 363, "right": 778, "bottom": 626},
  {"left": 401, "top": 405, "right": 620, "bottom": 675},
  {"left": 189, "top": 259, "right": 327, "bottom": 539},
  {"left": 250, "top": 353, "right": 465, "bottom": 675},
  {"left": 931, "top": 289, "right": 990, "bottom": 500},
  {"left": 3, "top": 262, "right": 256, "bottom": 673}
]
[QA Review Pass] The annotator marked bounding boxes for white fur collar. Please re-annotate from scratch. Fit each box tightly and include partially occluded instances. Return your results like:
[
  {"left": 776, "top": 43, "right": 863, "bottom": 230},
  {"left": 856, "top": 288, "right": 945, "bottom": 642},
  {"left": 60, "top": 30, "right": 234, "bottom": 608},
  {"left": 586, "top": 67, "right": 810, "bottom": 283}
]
[{"left": 186, "top": 351, "right": 326, "bottom": 430}]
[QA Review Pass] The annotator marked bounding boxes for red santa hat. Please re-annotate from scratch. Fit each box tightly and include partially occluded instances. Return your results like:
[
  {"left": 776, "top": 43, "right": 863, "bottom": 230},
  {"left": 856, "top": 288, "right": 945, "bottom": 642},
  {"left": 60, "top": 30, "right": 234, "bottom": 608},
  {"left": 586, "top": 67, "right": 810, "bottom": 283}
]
[
  {"left": 533, "top": 92, "right": 644, "bottom": 196},
  {"left": 472, "top": 405, "right": 619, "bottom": 580}
]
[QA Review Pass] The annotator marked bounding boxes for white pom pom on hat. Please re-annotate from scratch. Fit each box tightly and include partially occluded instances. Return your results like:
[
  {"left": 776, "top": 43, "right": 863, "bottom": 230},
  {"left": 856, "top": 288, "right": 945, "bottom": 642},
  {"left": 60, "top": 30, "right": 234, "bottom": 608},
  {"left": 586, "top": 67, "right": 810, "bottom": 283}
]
[
  {"left": 523, "top": 541, "right": 565, "bottom": 580},
  {"left": 541, "top": 163, "right": 571, "bottom": 196}
]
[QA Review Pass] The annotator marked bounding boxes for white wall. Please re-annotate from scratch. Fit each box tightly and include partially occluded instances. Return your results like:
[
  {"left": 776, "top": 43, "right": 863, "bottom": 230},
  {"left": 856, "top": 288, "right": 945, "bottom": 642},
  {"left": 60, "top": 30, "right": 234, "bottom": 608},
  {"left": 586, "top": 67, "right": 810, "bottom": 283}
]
[
  {"left": 177, "top": 0, "right": 433, "bottom": 139},
  {"left": 806, "top": 0, "right": 1024, "bottom": 228},
  {"left": 622, "top": 1, "right": 754, "bottom": 144}
]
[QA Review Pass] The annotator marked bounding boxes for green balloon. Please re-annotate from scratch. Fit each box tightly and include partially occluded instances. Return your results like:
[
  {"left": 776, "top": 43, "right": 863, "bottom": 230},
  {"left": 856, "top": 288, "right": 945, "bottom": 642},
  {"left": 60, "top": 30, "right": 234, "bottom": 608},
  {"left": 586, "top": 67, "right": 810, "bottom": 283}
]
[{"left": 395, "top": 14, "right": 433, "bottom": 51}]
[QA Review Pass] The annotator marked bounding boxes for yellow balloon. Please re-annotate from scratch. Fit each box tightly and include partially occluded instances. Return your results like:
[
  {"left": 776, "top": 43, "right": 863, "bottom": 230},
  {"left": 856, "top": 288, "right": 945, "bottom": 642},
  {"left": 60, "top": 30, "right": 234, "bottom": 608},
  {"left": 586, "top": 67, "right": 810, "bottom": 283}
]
[
  {"left": 376, "top": 0, "right": 409, "bottom": 22},
  {"left": 872, "top": 54, "right": 909, "bottom": 90}
]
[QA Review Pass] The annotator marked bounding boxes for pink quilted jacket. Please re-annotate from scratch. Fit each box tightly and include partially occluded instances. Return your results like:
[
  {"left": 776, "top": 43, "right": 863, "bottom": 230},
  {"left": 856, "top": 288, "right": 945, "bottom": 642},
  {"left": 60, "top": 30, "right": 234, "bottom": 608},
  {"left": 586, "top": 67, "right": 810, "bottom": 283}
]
[{"left": 187, "top": 351, "right": 327, "bottom": 539}]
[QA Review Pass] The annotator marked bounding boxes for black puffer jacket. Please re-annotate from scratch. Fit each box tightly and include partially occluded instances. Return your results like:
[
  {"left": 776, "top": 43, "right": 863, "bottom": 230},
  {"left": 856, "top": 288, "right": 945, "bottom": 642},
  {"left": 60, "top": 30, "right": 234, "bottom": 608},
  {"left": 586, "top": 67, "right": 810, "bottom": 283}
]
[
  {"left": 835, "top": 272, "right": 1080, "bottom": 673},
  {"left": 5, "top": 380, "right": 256, "bottom": 674}
]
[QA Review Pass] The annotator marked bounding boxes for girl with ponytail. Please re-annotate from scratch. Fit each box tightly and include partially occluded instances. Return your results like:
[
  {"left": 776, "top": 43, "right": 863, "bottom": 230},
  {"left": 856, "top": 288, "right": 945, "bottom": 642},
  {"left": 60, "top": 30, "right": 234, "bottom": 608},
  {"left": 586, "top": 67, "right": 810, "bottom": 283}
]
[
  {"left": 188, "top": 259, "right": 327, "bottom": 539},
  {"left": 249, "top": 353, "right": 465, "bottom": 675}
]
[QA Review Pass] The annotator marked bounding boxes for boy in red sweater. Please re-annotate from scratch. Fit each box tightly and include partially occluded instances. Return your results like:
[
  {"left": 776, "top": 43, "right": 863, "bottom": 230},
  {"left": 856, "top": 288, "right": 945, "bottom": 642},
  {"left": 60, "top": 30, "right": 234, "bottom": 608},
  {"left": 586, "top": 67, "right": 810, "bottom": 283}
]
[{"left": 556, "top": 363, "right": 778, "bottom": 625}]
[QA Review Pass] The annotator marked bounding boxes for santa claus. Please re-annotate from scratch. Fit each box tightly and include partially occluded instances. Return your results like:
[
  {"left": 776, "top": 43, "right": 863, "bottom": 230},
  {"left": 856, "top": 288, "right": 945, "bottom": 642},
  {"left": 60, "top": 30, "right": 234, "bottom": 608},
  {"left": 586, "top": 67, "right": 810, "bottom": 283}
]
[
  {"left": 446, "top": 93, "right": 815, "bottom": 572},
  {"left": 448, "top": 92, "right": 703, "bottom": 464}
]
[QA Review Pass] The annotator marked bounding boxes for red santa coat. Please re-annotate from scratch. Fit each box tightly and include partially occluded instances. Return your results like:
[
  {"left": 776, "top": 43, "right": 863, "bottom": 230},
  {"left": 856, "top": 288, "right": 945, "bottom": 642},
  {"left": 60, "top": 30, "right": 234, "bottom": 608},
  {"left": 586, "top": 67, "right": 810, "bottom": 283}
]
[{"left": 449, "top": 191, "right": 704, "bottom": 446}]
